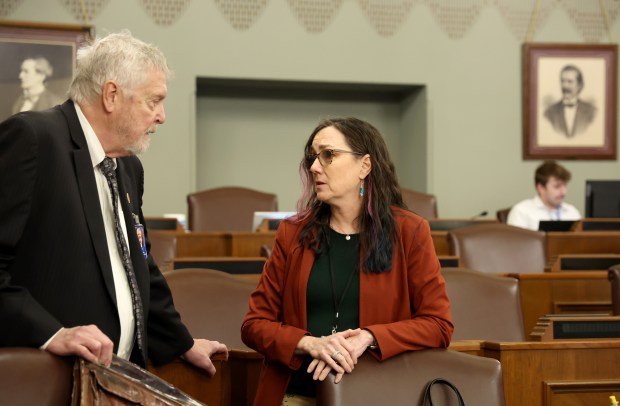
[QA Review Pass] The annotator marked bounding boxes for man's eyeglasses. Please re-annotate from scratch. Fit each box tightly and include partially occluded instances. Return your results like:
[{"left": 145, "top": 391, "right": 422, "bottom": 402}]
[{"left": 305, "top": 149, "right": 364, "bottom": 169}]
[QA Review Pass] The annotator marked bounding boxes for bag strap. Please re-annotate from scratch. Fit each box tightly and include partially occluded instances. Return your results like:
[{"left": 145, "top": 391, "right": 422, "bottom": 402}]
[{"left": 422, "top": 378, "right": 466, "bottom": 406}]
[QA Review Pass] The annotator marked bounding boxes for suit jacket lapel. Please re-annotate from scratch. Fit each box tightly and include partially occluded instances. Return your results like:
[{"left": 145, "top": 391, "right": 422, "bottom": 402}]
[{"left": 62, "top": 101, "right": 118, "bottom": 306}]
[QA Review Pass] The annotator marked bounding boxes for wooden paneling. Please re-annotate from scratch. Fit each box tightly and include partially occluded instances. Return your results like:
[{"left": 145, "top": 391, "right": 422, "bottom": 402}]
[
  {"left": 546, "top": 231, "right": 620, "bottom": 259},
  {"left": 546, "top": 253, "right": 620, "bottom": 272},
  {"left": 175, "top": 231, "right": 276, "bottom": 257},
  {"left": 510, "top": 272, "right": 611, "bottom": 335},
  {"left": 543, "top": 380, "right": 620, "bottom": 406},
  {"left": 483, "top": 340, "right": 620, "bottom": 406},
  {"left": 148, "top": 350, "right": 263, "bottom": 406},
  {"left": 432, "top": 231, "right": 449, "bottom": 255}
]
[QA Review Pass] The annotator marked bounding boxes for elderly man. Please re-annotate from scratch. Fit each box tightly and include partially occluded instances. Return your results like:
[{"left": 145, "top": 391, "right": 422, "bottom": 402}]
[{"left": 0, "top": 31, "right": 227, "bottom": 373}]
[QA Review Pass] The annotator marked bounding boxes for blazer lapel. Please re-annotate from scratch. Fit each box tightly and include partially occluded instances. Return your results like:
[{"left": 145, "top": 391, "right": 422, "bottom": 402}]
[{"left": 62, "top": 101, "right": 118, "bottom": 306}]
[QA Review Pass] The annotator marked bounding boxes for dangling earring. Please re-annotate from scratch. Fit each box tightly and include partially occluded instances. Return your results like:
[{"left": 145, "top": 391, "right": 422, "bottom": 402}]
[{"left": 359, "top": 179, "right": 365, "bottom": 197}]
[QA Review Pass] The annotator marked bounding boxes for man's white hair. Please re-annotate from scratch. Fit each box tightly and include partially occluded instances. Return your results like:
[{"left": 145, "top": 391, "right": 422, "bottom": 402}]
[{"left": 68, "top": 30, "right": 172, "bottom": 104}]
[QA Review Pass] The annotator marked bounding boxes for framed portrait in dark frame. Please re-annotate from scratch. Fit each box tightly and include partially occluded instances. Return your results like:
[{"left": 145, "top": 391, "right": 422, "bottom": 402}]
[
  {"left": 523, "top": 43, "right": 617, "bottom": 160},
  {"left": 0, "top": 21, "right": 92, "bottom": 121}
]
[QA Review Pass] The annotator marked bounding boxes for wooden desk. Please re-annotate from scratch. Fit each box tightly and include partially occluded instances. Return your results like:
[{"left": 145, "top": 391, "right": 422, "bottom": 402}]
[
  {"left": 438, "top": 255, "right": 460, "bottom": 267},
  {"left": 145, "top": 216, "right": 183, "bottom": 231},
  {"left": 432, "top": 231, "right": 449, "bottom": 255},
  {"left": 448, "top": 339, "right": 484, "bottom": 356},
  {"left": 148, "top": 349, "right": 263, "bottom": 406},
  {"left": 546, "top": 231, "right": 620, "bottom": 259},
  {"left": 483, "top": 340, "right": 620, "bottom": 406},
  {"left": 176, "top": 231, "right": 276, "bottom": 257},
  {"left": 574, "top": 218, "right": 620, "bottom": 231},
  {"left": 428, "top": 218, "right": 498, "bottom": 231},
  {"left": 173, "top": 256, "right": 266, "bottom": 274},
  {"left": 546, "top": 253, "right": 620, "bottom": 272},
  {"left": 510, "top": 272, "right": 611, "bottom": 335}
]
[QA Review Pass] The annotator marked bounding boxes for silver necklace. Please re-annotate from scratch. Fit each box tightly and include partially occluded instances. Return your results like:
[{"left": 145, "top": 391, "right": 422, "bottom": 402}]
[{"left": 330, "top": 222, "right": 353, "bottom": 240}]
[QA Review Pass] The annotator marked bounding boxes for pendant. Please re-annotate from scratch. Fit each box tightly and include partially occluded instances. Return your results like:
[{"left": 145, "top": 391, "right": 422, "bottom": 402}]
[{"left": 345, "top": 235, "right": 351, "bottom": 241}]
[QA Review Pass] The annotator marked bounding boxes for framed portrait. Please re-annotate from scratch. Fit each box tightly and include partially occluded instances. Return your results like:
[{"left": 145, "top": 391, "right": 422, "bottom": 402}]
[
  {"left": 523, "top": 43, "right": 618, "bottom": 160},
  {"left": 0, "top": 21, "right": 92, "bottom": 121}
]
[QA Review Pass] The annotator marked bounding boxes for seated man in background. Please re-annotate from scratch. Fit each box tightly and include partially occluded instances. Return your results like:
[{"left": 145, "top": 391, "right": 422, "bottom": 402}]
[{"left": 507, "top": 160, "right": 581, "bottom": 230}]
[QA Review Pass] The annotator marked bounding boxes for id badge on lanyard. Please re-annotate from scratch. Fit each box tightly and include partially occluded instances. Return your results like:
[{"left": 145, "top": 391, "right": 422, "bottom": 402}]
[{"left": 134, "top": 223, "right": 147, "bottom": 259}]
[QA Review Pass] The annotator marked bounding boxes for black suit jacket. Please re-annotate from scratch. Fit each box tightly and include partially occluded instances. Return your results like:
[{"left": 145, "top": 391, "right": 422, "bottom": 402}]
[
  {"left": 543, "top": 99, "right": 597, "bottom": 137},
  {"left": 0, "top": 101, "right": 193, "bottom": 366},
  {"left": 11, "top": 88, "right": 64, "bottom": 115}
]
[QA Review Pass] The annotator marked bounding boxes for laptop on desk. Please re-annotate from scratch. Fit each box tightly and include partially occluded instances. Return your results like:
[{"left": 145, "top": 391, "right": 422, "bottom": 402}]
[{"left": 538, "top": 220, "right": 576, "bottom": 232}]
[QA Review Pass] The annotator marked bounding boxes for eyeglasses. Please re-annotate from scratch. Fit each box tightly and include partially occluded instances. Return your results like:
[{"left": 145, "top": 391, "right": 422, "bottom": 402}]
[{"left": 305, "top": 149, "right": 364, "bottom": 169}]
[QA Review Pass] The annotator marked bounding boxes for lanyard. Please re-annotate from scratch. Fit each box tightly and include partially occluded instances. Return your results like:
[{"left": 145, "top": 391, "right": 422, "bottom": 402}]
[{"left": 327, "top": 246, "right": 359, "bottom": 335}]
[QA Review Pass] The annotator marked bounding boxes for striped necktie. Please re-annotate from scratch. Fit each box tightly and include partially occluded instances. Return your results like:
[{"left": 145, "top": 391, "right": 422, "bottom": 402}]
[{"left": 99, "top": 157, "right": 145, "bottom": 361}]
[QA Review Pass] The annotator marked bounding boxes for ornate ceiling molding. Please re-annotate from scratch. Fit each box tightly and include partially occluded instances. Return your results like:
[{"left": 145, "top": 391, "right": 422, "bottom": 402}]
[
  {"left": 286, "top": 0, "right": 342, "bottom": 33},
  {"left": 357, "top": 0, "right": 418, "bottom": 37},
  {"left": 560, "top": 0, "right": 620, "bottom": 43},
  {"left": 58, "top": 0, "right": 110, "bottom": 23},
  {"left": 0, "top": 0, "right": 24, "bottom": 19},
  {"left": 213, "top": 0, "right": 269, "bottom": 31},
  {"left": 139, "top": 0, "right": 191, "bottom": 26},
  {"left": 497, "top": 0, "right": 553, "bottom": 42},
  {"left": 425, "top": 0, "right": 490, "bottom": 39}
]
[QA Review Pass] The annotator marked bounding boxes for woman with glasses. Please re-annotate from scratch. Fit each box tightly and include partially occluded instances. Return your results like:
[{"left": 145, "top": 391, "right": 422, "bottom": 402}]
[{"left": 242, "top": 117, "right": 453, "bottom": 406}]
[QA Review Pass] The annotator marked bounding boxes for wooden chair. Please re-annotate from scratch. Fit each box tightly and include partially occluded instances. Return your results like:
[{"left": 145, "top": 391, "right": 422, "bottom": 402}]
[
  {"left": 496, "top": 207, "right": 511, "bottom": 223},
  {"left": 442, "top": 268, "right": 526, "bottom": 341},
  {"left": 448, "top": 223, "right": 546, "bottom": 274},
  {"left": 317, "top": 349, "right": 504, "bottom": 406},
  {"left": 259, "top": 244, "right": 272, "bottom": 258},
  {"left": 148, "top": 230, "right": 178, "bottom": 272},
  {"left": 187, "top": 186, "right": 278, "bottom": 232},
  {"left": 401, "top": 188, "right": 438, "bottom": 219}
]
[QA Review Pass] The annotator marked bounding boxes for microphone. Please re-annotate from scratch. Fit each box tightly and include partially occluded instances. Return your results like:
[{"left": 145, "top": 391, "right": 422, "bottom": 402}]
[{"left": 470, "top": 210, "right": 488, "bottom": 219}]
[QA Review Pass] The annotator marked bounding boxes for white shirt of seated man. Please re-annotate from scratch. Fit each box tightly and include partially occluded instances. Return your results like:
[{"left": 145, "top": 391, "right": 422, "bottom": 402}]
[{"left": 507, "top": 176, "right": 581, "bottom": 231}]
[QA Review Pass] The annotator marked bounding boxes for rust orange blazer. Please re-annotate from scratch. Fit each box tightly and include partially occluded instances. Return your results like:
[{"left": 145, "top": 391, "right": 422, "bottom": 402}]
[{"left": 241, "top": 207, "right": 453, "bottom": 406}]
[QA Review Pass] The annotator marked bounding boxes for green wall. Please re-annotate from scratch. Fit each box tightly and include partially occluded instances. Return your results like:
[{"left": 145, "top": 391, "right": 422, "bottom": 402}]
[{"left": 5, "top": 0, "right": 619, "bottom": 218}]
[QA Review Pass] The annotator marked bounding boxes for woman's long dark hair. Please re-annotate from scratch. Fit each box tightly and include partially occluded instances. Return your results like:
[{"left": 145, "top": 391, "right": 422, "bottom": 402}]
[{"left": 295, "top": 117, "right": 406, "bottom": 273}]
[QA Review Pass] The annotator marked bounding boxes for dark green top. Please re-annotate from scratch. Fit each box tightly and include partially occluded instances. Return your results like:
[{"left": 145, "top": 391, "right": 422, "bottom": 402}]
[{"left": 287, "top": 228, "right": 360, "bottom": 397}]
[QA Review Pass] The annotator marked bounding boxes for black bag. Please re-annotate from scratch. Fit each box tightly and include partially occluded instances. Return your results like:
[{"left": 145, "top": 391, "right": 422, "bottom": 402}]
[{"left": 422, "top": 378, "right": 466, "bottom": 406}]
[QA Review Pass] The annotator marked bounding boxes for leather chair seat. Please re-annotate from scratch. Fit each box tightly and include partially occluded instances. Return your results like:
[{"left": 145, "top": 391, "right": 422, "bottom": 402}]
[
  {"left": 443, "top": 267, "right": 526, "bottom": 341},
  {"left": 317, "top": 349, "right": 504, "bottom": 406},
  {"left": 448, "top": 223, "right": 546, "bottom": 274}
]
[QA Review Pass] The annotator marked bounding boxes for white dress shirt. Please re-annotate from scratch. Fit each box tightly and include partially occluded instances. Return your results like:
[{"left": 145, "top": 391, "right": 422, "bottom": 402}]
[
  {"left": 74, "top": 104, "right": 135, "bottom": 359},
  {"left": 507, "top": 195, "right": 581, "bottom": 231}
]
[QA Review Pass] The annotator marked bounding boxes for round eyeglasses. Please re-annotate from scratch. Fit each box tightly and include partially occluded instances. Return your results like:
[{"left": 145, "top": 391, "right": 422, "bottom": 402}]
[{"left": 305, "top": 149, "right": 364, "bottom": 169}]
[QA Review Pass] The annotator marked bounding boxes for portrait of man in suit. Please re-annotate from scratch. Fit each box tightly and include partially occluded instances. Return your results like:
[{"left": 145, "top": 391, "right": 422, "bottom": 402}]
[
  {"left": 543, "top": 64, "right": 596, "bottom": 138},
  {"left": 11, "top": 57, "right": 64, "bottom": 114},
  {"left": 0, "top": 41, "right": 74, "bottom": 121}
]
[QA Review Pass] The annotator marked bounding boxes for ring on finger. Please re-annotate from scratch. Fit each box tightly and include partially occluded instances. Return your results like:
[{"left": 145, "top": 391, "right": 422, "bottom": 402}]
[{"left": 331, "top": 351, "right": 341, "bottom": 360}]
